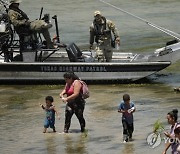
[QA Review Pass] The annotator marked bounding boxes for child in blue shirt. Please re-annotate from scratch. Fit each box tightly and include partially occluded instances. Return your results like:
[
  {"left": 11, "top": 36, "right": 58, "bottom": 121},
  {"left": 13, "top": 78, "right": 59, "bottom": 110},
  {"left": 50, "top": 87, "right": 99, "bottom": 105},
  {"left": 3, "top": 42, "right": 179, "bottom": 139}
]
[
  {"left": 40, "top": 96, "right": 60, "bottom": 133},
  {"left": 118, "top": 94, "right": 136, "bottom": 142}
]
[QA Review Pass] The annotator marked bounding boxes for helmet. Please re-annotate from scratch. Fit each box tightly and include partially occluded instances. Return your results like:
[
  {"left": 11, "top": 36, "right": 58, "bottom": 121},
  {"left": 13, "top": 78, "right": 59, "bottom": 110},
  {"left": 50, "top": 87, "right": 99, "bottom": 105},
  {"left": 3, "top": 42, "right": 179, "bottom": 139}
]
[
  {"left": 10, "top": 0, "right": 22, "bottom": 4},
  {"left": 94, "top": 10, "right": 101, "bottom": 17}
]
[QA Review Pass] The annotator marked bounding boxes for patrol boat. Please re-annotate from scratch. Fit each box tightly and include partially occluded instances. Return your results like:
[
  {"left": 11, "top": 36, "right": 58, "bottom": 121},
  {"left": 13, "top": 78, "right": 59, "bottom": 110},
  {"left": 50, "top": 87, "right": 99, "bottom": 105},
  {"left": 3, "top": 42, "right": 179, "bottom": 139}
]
[
  {"left": 0, "top": 2, "right": 180, "bottom": 83},
  {"left": 0, "top": 39, "right": 180, "bottom": 82}
]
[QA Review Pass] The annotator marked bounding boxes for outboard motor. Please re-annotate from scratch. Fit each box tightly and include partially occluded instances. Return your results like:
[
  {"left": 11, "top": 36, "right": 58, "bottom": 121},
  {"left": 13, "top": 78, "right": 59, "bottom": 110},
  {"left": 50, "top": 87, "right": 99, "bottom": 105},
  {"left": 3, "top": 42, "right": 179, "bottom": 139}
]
[
  {"left": 66, "top": 43, "right": 84, "bottom": 62},
  {"left": 66, "top": 42, "right": 96, "bottom": 62}
]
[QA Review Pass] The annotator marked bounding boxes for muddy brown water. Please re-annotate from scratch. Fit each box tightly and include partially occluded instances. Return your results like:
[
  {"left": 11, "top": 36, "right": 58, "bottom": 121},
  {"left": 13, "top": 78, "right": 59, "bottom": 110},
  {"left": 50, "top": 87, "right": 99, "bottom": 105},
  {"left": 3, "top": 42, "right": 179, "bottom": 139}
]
[
  {"left": 0, "top": 0, "right": 180, "bottom": 153},
  {"left": 0, "top": 83, "right": 179, "bottom": 154}
]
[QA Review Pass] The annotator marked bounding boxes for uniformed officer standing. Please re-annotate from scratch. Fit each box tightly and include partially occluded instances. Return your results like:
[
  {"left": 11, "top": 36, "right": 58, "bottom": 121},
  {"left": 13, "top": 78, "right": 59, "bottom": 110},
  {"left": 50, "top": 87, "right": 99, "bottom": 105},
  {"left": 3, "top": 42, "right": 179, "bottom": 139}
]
[
  {"left": 8, "top": 0, "right": 54, "bottom": 48},
  {"left": 90, "top": 11, "right": 120, "bottom": 62}
]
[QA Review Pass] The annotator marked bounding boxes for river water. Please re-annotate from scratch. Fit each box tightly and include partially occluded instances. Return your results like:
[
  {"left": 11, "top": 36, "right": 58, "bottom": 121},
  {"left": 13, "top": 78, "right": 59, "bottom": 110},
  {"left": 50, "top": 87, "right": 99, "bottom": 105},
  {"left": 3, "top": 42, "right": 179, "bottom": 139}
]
[{"left": 0, "top": 0, "right": 180, "bottom": 154}]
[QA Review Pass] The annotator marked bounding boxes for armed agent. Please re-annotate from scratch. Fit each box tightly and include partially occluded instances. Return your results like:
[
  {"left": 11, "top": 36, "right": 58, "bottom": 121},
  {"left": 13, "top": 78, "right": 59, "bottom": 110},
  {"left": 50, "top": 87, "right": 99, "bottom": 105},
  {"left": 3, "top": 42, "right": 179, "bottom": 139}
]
[
  {"left": 90, "top": 11, "right": 120, "bottom": 62},
  {"left": 8, "top": 0, "right": 54, "bottom": 49}
]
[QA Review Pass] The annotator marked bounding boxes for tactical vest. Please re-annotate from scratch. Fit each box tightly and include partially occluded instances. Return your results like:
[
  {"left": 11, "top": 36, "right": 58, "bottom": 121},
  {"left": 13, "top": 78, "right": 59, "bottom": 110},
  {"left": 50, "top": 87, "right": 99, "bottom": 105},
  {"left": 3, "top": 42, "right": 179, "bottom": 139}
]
[
  {"left": 93, "top": 16, "right": 111, "bottom": 43},
  {"left": 9, "top": 5, "right": 29, "bottom": 21},
  {"left": 93, "top": 16, "right": 111, "bottom": 36},
  {"left": 8, "top": 5, "right": 30, "bottom": 34}
]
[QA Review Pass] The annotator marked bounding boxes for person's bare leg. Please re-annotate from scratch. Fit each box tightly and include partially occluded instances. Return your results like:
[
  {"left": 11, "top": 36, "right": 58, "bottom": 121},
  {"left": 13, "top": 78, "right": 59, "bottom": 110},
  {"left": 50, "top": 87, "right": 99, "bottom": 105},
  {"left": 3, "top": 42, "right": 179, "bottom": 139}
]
[
  {"left": 53, "top": 127, "right": 56, "bottom": 132},
  {"left": 43, "top": 128, "right": 47, "bottom": 133}
]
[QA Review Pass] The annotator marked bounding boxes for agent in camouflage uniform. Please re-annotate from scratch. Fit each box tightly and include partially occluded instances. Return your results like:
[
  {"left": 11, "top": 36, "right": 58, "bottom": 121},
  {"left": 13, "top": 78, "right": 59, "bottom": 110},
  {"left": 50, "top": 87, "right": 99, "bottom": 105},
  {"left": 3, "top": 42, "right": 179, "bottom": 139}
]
[
  {"left": 8, "top": 0, "right": 54, "bottom": 48},
  {"left": 90, "top": 11, "right": 120, "bottom": 62}
]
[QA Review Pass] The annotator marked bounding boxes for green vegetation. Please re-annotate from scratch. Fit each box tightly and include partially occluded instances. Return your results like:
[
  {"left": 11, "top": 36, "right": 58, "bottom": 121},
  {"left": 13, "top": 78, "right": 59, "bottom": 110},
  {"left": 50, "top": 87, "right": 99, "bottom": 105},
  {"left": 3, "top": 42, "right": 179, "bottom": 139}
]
[{"left": 153, "top": 120, "right": 164, "bottom": 133}]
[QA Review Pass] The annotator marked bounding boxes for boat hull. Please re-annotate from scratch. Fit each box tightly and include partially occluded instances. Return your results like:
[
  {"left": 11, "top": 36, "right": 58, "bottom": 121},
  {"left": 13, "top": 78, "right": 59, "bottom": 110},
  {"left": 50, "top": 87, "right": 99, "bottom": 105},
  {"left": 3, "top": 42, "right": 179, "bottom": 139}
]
[{"left": 0, "top": 61, "right": 171, "bottom": 82}]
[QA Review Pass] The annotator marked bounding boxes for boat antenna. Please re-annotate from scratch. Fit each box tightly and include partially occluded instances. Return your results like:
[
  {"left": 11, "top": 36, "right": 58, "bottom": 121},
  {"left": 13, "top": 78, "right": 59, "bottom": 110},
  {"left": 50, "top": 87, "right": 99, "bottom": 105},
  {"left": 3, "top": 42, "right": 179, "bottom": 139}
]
[{"left": 99, "top": 0, "right": 180, "bottom": 41}]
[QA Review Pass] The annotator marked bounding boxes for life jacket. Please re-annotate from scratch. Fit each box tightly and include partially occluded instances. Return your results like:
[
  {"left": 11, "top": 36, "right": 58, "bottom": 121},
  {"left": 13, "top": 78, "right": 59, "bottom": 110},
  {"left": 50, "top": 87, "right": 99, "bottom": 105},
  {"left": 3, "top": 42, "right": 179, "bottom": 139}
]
[{"left": 93, "top": 16, "right": 108, "bottom": 36}]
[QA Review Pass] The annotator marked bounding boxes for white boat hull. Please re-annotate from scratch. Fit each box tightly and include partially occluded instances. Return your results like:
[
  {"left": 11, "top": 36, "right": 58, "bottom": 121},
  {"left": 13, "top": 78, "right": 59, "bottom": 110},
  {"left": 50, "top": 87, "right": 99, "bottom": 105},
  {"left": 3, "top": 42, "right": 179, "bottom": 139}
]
[
  {"left": 0, "top": 41, "right": 179, "bottom": 83},
  {"left": 0, "top": 62, "right": 170, "bottom": 82}
]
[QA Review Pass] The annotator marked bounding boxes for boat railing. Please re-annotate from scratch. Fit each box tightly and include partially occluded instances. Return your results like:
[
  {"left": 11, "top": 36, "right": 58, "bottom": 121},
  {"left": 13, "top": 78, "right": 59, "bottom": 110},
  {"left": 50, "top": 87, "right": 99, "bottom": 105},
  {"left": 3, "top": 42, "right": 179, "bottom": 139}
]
[
  {"left": 167, "top": 42, "right": 180, "bottom": 51},
  {"left": 130, "top": 54, "right": 138, "bottom": 62}
]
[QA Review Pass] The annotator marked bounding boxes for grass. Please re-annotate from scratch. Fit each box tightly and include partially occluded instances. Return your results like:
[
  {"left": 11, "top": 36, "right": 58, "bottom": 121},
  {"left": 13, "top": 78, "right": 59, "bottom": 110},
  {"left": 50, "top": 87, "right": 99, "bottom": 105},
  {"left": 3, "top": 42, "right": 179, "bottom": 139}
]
[{"left": 153, "top": 119, "right": 164, "bottom": 133}]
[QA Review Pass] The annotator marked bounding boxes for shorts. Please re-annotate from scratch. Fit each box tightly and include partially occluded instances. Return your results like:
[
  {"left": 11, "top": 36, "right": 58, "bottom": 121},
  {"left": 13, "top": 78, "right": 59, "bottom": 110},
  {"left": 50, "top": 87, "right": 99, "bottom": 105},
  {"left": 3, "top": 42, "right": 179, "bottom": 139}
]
[{"left": 44, "top": 118, "right": 55, "bottom": 128}]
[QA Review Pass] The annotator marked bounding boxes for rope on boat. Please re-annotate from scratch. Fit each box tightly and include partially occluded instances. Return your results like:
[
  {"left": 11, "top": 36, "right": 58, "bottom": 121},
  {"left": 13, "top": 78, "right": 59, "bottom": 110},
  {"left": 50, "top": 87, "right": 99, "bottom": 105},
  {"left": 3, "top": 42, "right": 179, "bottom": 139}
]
[{"left": 99, "top": 0, "right": 180, "bottom": 41}]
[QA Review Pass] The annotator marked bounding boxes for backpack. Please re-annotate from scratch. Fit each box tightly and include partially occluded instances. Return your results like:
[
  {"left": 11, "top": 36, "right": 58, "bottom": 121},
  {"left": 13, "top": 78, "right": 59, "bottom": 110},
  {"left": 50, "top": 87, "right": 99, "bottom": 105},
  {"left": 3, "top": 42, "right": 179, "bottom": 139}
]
[{"left": 74, "top": 80, "right": 90, "bottom": 99}]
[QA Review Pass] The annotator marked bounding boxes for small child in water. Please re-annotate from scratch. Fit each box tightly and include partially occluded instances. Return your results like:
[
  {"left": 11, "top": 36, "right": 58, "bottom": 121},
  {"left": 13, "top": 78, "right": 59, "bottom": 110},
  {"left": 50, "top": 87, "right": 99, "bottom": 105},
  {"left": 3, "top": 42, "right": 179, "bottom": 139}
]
[
  {"left": 40, "top": 96, "right": 60, "bottom": 133},
  {"left": 118, "top": 94, "right": 136, "bottom": 142}
]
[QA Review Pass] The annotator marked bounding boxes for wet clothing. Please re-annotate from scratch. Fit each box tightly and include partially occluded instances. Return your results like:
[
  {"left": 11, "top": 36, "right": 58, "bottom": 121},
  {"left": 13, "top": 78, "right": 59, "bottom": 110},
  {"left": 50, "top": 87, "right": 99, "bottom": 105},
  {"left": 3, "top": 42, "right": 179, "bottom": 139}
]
[
  {"left": 122, "top": 120, "right": 134, "bottom": 140},
  {"left": 44, "top": 105, "right": 55, "bottom": 129},
  {"left": 119, "top": 101, "right": 134, "bottom": 124},
  {"left": 118, "top": 101, "right": 135, "bottom": 141},
  {"left": 8, "top": 5, "right": 53, "bottom": 48},
  {"left": 90, "top": 16, "right": 119, "bottom": 62},
  {"left": 64, "top": 80, "right": 86, "bottom": 133},
  {"left": 169, "top": 122, "right": 180, "bottom": 154},
  {"left": 64, "top": 100, "right": 85, "bottom": 133}
]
